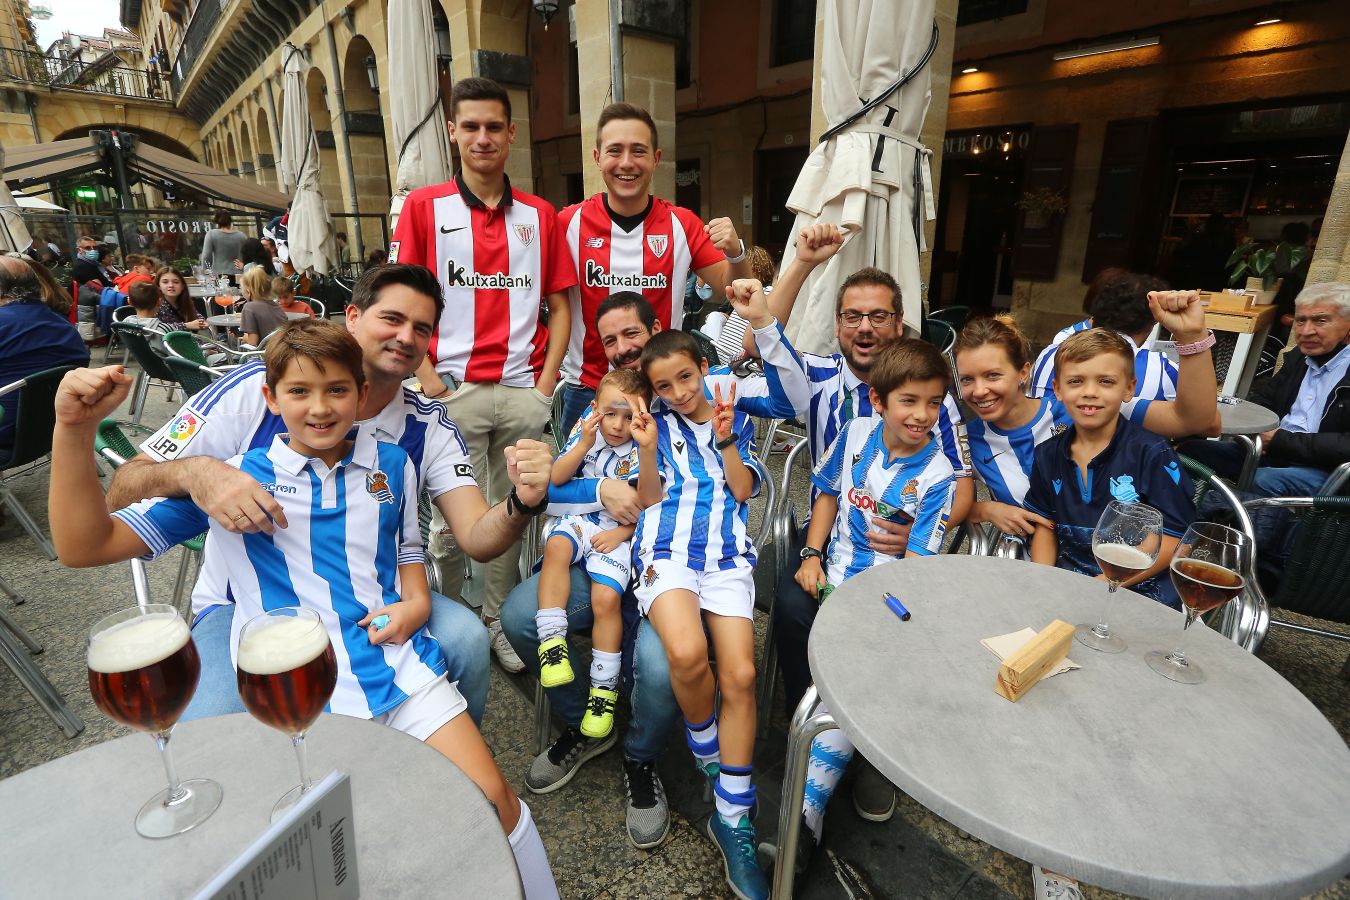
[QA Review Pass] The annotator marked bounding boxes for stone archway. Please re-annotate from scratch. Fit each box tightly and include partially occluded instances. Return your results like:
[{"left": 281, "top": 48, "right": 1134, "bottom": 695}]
[
  {"left": 341, "top": 32, "right": 390, "bottom": 255},
  {"left": 239, "top": 119, "right": 256, "bottom": 181},
  {"left": 305, "top": 65, "right": 347, "bottom": 217},
  {"left": 256, "top": 106, "right": 278, "bottom": 190}
]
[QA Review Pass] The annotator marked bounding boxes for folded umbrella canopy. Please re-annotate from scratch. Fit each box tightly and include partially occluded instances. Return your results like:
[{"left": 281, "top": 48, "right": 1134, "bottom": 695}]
[
  {"left": 281, "top": 43, "right": 337, "bottom": 276},
  {"left": 386, "top": 0, "right": 453, "bottom": 229},
  {"left": 0, "top": 144, "right": 33, "bottom": 253},
  {"left": 780, "top": 0, "right": 939, "bottom": 354}
]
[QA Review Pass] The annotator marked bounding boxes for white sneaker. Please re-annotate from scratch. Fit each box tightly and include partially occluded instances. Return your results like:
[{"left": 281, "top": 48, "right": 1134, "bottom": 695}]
[
  {"left": 486, "top": 616, "right": 526, "bottom": 673},
  {"left": 1031, "top": 865, "right": 1083, "bottom": 900}
]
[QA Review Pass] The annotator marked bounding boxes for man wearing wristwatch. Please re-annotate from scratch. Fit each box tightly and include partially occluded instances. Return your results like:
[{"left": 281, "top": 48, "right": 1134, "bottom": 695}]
[{"left": 555, "top": 102, "right": 752, "bottom": 435}]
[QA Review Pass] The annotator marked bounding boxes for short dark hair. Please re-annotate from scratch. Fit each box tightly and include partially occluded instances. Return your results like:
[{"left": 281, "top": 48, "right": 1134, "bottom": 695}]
[
  {"left": 350, "top": 263, "right": 444, "bottom": 325},
  {"left": 128, "top": 282, "right": 159, "bottom": 312},
  {"left": 1055, "top": 327, "right": 1135, "bottom": 381},
  {"left": 595, "top": 102, "right": 658, "bottom": 149},
  {"left": 450, "top": 76, "right": 511, "bottom": 122},
  {"left": 596, "top": 290, "right": 656, "bottom": 331},
  {"left": 264, "top": 320, "right": 365, "bottom": 392},
  {"left": 1089, "top": 271, "right": 1168, "bottom": 337},
  {"left": 639, "top": 328, "right": 703, "bottom": 375},
  {"left": 836, "top": 266, "right": 902, "bottom": 317},
  {"left": 213, "top": 210, "right": 232, "bottom": 228},
  {"left": 868, "top": 338, "right": 950, "bottom": 400}
]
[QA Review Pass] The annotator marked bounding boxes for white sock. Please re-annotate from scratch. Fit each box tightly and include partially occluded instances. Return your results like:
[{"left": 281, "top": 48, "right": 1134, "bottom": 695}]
[
  {"left": 508, "top": 800, "right": 559, "bottom": 900},
  {"left": 589, "top": 649, "right": 622, "bottom": 692},
  {"left": 803, "top": 702, "right": 854, "bottom": 843},
  {"left": 715, "top": 764, "right": 754, "bottom": 823},
  {"left": 534, "top": 608, "right": 568, "bottom": 643},
  {"left": 685, "top": 713, "right": 719, "bottom": 768}
]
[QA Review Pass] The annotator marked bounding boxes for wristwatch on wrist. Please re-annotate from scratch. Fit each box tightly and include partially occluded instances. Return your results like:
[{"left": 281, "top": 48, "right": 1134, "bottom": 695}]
[
  {"left": 799, "top": 546, "right": 823, "bottom": 561},
  {"left": 507, "top": 487, "right": 548, "bottom": 518}
]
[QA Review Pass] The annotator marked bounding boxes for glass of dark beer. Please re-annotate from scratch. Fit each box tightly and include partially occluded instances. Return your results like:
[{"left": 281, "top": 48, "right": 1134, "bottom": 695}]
[
  {"left": 86, "top": 604, "right": 223, "bottom": 838},
  {"left": 236, "top": 607, "right": 337, "bottom": 821},
  {"left": 1147, "top": 522, "right": 1250, "bottom": 684},
  {"left": 1077, "top": 500, "right": 1163, "bottom": 653}
]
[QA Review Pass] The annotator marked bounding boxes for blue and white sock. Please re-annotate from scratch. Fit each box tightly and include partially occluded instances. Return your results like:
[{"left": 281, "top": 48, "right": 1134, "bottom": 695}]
[
  {"left": 589, "top": 649, "right": 622, "bottom": 692},
  {"left": 803, "top": 713, "right": 855, "bottom": 843},
  {"left": 534, "top": 608, "right": 568, "bottom": 643},
  {"left": 715, "top": 765, "right": 755, "bottom": 824},
  {"left": 685, "top": 713, "right": 719, "bottom": 770}
]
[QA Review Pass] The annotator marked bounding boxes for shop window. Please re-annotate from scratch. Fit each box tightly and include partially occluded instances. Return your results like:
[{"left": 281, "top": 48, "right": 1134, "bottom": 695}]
[
  {"left": 958, "top": 0, "right": 1029, "bottom": 27},
  {"left": 771, "top": 0, "right": 815, "bottom": 68}
]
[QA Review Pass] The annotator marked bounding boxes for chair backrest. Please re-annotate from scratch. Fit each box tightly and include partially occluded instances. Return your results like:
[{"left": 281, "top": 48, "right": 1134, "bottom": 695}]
[
  {"left": 296, "top": 296, "right": 326, "bottom": 319},
  {"left": 110, "top": 322, "right": 176, "bottom": 381},
  {"left": 0, "top": 365, "right": 78, "bottom": 470},
  {"left": 161, "top": 330, "right": 209, "bottom": 366},
  {"left": 928, "top": 306, "right": 970, "bottom": 330},
  {"left": 686, "top": 328, "right": 721, "bottom": 368},
  {"left": 921, "top": 318, "right": 956, "bottom": 355},
  {"left": 163, "top": 355, "right": 219, "bottom": 398},
  {"left": 94, "top": 418, "right": 136, "bottom": 466},
  {"left": 111, "top": 306, "right": 137, "bottom": 324},
  {"left": 1269, "top": 495, "right": 1350, "bottom": 625}
]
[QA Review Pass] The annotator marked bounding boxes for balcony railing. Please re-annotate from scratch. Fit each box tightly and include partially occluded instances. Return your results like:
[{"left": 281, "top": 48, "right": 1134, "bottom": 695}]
[
  {"left": 0, "top": 47, "right": 171, "bottom": 102},
  {"left": 169, "top": 0, "right": 225, "bottom": 98}
]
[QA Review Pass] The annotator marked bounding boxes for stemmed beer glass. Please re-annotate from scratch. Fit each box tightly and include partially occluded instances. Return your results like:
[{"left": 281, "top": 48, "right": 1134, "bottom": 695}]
[
  {"left": 1077, "top": 500, "right": 1163, "bottom": 653},
  {"left": 236, "top": 607, "right": 337, "bottom": 821},
  {"left": 1147, "top": 522, "right": 1250, "bottom": 684},
  {"left": 86, "top": 604, "right": 223, "bottom": 838}
]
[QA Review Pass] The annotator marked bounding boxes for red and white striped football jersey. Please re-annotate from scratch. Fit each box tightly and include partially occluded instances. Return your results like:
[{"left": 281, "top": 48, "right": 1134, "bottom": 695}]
[
  {"left": 558, "top": 194, "right": 723, "bottom": 389},
  {"left": 391, "top": 174, "right": 576, "bottom": 387}
]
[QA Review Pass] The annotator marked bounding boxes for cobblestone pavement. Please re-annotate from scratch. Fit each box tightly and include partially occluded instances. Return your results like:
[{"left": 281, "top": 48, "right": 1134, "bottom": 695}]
[{"left": 1, "top": 360, "right": 1345, "bottom": 899}]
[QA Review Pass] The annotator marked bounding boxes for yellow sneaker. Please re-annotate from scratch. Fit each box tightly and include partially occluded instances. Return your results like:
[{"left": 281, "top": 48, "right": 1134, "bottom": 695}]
[
  {"left": 580, "top": 687, "right": 618, "bottom": 738},
  {"left": 538, "top": 637, "right": 574, "bottom": 688}
]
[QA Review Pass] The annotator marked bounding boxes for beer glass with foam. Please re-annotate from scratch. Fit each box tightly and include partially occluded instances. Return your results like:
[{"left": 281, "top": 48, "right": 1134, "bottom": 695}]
[
  {"left": 86, "top": 604, "right": 223, "bottom": 838},
  {"left": 1076, "top": 500, "right": 1163, "bottom": 653},
  {"left": 236, "top": 607, "right": 337, "bottom": 821}
]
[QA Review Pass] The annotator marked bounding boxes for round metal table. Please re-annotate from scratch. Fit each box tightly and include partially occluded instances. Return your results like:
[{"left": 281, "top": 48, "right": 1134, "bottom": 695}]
[
  {"left": 206, "top": 311, "right": 309, "bottom": 328},
  {"left": 775, "top": 556, "right": 1350, "bottom": 898},
  {"left": 1217, "top": 399, "right": 1280, "bottom": 488},
  {"left": 0, "top": 713, "right": 521, "bottom": 898}
]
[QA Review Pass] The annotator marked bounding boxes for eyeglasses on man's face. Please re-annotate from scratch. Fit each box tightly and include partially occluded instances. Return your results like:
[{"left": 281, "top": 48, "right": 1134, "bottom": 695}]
[{"left": 837, "top": 309, "right": 897, "bottom": 329}]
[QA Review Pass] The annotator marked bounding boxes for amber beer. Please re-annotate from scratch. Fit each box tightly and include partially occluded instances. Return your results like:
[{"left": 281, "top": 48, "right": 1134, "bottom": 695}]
[
  {"left": 1170, "top": 558, "right": 1245, "bottom": 614},
  {"left": 237, "top": 615, "right": 337, "bottom": 734},
  {"left": 87, "top": 611, "right": 200, "bottom": 733}
]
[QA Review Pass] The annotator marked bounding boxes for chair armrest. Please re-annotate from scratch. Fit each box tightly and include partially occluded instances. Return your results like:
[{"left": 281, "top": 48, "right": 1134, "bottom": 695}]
[
  {"left": 1317, "top": 462, "right": 1350, "bottom": 497},
  {"left": 0, "top": 376, "right": 26, "bottom": 399}
]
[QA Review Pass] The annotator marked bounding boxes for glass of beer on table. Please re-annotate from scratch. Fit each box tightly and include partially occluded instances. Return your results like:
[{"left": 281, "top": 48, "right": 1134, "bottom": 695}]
[
  {"left": 1077, "top": 500, "right": 1164, "bottom": 653},
  {"left": 1147, "top": 522, "right": 1250, "bottom": 684},
  {"left": 236, "top": 607, "right": 337, "bottom": 821},
  {"left": 86, "top": 604, "right": 223, "bottom": 838}
]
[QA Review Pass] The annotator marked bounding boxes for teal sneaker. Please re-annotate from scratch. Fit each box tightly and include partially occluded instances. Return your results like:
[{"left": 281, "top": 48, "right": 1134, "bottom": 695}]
[{"left": 706, "top": 813, "right": 769, "bottom": 900}]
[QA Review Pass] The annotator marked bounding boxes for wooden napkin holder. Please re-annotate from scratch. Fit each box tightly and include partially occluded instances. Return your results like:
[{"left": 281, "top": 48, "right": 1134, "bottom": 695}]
[{"left": 995, "top": 619, "right": 1075, "bottom": 702}]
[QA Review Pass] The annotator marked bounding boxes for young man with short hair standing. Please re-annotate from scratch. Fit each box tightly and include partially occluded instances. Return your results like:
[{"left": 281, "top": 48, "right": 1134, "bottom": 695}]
[
  {"left": 392, "top": 77, "right": 575, "bottom": 672},
  {"left": 556, "top": 102, "right": 751, "bottom": 434}
]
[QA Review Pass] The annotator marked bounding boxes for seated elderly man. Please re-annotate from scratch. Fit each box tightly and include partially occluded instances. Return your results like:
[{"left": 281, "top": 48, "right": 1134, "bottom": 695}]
[{"left": 1182, "top": 282, "right": 1350, "bottom": 496}]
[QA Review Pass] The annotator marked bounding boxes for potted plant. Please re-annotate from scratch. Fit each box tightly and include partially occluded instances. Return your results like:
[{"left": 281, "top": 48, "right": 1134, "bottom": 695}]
[
  {"left": 1224, "top": 243, "right": 1290, "bottom": 306},
  {"left": 1015, "top": 187, "right": 1068, "bottom": 230}
]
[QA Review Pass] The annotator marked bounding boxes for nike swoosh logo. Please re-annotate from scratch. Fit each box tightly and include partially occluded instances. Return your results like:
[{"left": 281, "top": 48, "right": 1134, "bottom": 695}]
[
  {"left": 440, "top": 226, "right": 467, "bottom": 234},
  {"left": 980, "top": 451, "right": 1007, "bottom": 465}
]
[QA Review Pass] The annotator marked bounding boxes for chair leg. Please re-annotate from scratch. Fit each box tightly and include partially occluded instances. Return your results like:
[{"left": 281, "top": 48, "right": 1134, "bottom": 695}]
[
  {"left": 130, "top": 371, "right": 149, "bottom": 426},
  {"left": 534, "top": 678, "right": 553, "bottom": 756},
  {"left": 0, "top": 626, "right": 84, "bottom": 738},
  {"left": 0, "top": 600, "right": 42, "bottom": 653},
  {"left": 129, "top": 558, "right": 154, "bottom": 609},
  {"left": 0, "top": 569, "right": 25, "bottom": 605},
  {"left": 171, "top": 546, "right": 195, "bottom": 615},
  {"left": 757, "top": 608, "right": 779, "bottom": 738},
  {"left": 1, "top": 489, "right": 56, "bottom": 560}
]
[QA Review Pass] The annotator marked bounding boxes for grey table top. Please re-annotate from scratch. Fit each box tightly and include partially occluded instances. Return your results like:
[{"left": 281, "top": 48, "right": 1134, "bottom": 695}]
[
  {"left": 206, "top": 311, "right": 308, "bottom": 326},
  {"left": 0, "top": 713, "right": 520, "bottom": 899},
  {"left": 1219, "top": 398, "right": 1280, "bottom": 435},
  {"left": 190, "top": 284, "right": 239, "bottom": 298},
  {"left": 809, "top": 556, "right": 1350, "bottom": 900}
]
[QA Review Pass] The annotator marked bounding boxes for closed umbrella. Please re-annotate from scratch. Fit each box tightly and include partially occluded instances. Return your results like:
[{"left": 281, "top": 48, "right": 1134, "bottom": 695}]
[
  {"left": 780, "top": 0, "right": 940, "bottom": 354},
  {"left": 0, "top": 144, "right": 33, "bottom": 253},
  {"left": 386, "top": 0, "right": 453, "bottom": 228},
  {"left": 281, "top": 43, "right": 337, "bottom": 276}
]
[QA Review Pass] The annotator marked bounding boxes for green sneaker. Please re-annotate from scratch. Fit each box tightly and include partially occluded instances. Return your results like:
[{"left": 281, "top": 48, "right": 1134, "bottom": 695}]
[
  {"left": 538, "top": 637, "right": 574, "bottom": 688},
  {"left": 580, "top": 687, "right": 618, "bottom": 738}
]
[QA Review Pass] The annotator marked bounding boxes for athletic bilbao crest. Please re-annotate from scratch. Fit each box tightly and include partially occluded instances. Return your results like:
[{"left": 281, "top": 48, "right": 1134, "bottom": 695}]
[
  {"left": 512, "top": 223, "right": 536, "bottom": 248},
  {"left": 646, "top": 234, "right": 669, "bottom": 258}
]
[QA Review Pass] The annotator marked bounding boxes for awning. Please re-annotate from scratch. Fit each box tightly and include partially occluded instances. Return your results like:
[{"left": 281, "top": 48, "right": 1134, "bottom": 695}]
[{"left": 1, "top": 135, "right": 290, "bottom": 213}]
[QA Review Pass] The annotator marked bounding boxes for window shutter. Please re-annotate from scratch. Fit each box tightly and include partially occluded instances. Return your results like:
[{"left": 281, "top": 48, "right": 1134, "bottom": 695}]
[
  {"left": 1012, "top": 124, "right": 1078, "bottom": 280},
  {"left": 1081, "top": 118, "right": 1162, "bottom": 282}
]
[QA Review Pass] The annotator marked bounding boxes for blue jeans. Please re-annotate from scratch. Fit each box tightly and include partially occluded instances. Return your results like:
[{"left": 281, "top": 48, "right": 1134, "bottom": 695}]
[
  {"left": 1179, "top": 439, "right": 1329, "bottom": 497},
  {"left": 501, "top": 569, "right": 680, "bottom": 763},
  {"left": 559, "top": 384, "right": 595, "bottom": 438},
  {"left": 181, "top": 592, "right": 491, "bottom": 725}
]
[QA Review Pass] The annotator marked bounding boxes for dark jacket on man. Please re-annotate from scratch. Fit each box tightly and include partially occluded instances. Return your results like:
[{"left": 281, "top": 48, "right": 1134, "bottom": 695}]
[{"left": 1248, "top": 346, "right": 1350, "bottom": 471}]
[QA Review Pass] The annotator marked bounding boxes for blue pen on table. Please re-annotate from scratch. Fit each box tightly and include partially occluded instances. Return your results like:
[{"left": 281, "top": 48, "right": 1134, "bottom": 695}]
[
  {"left": 371, "top": 614, "right": 391, "bottom": 632},
  {"left": 884, "top": 593, "right": 911, "bottom": 621}
]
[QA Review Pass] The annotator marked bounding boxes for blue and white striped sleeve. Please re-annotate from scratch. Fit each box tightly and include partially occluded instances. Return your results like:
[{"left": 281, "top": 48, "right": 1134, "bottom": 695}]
[
  {"left": 811, "top": 426, "right": 849, "bottom": 497},
  {"left": 728, "top": 321, "right": 810, "bottom": 419},
  {"left": 396, "top": 456, "right": 424, "bottom": 567},
  {"left": 907, "top": 476, "right": 956, "bottom": 556},
  {"left": 1122, "top": 396, "right": 1152, "bottom": 425},
  {"left": 1028, "top": 344, "right": 1057, "bottom": 399},
  {"left": 936, "top": 395, "right": 972, "bottom": 477},
  {"left": 112, "top": 495, "right": 210, "bottom": 561},
  {"left": 734, "top": 412, "right": 762, "bottom": 498}
]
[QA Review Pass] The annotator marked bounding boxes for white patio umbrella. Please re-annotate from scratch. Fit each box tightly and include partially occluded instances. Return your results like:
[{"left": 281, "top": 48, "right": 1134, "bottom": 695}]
[
  {"left": 0, "top": 145, "right": 33, "bottom": 253},
  {"left": 280, "top": 43, "right": 337, "bottom": 276},
  {"left": 779, "top": 0, "right": 940, "bottom": 354},
  {"left": 386, "top": 0, "right": 453, "bottom": 228}
]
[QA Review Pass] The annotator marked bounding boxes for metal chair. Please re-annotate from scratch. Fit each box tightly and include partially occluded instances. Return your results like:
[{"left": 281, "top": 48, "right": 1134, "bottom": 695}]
[
  {"left": 1177, "top": 455, "right": 1263, "bottom": 647},
  {"left": 295, "top": 296, "right": 327, "bottom": 319},
  {"left": 160, "top": 328, "right": 257, "bottom": 369},
  {"left": 102, "top": 305, "right": 137, "bottom": 365},
  {"left": 686, "top": 327, "right": 722, "bottom": 367},
  {"left": 928, "top": 305, "right": 971, "bottom": 330},
  {"left": 0, "top": 570, "right": 85, "bottom": 737},
  {"left": 109, "top": 322, "right": 180, "bottom": 426},
  {"left": 0, "top": 365, "right": 78, "bottom": 559},
  {"left": 163, "top": 355, "right": 221, "bottom": 398}
]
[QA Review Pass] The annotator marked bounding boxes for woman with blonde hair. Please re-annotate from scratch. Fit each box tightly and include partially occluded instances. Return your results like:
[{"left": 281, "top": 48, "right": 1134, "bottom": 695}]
[{"left": 239, "top": 265, "right": 287, "bottom": 345}]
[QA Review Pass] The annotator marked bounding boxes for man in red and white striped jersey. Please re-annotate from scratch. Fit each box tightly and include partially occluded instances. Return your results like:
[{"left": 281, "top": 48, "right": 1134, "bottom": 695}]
[
  {"left": 391, "top": 77, "right": 575, "bottom": 673},
  {"left": 555, "top": 102, "right": 751, "bottom": 433}
]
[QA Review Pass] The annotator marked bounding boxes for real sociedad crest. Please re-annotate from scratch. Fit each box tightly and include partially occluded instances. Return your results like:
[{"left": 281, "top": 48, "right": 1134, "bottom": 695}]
[
  {"left": 646, "top": 234, "right": 669, "bottom": 258},
  {"left": 512, "top": 223, "right": 536, "bottom": 247}
]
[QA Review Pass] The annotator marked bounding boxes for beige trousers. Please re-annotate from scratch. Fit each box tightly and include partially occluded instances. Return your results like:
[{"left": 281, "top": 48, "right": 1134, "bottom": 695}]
[{"left": 428, "top": 380, "right": 552, "bottom": 618}]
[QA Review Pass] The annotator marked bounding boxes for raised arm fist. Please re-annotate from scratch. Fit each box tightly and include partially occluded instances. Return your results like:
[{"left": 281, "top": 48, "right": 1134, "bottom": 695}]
[
  {"left": 726, "top": 278, "right": 772, "bottom": 329},
  {"left": 793, "top": 224, "right": 845, "bottom": 268},
  {"left": 1147, "top": 290, "right": 1206, "bottom": 344},
  {"left": 505, "top": 438, "right": 553, "bottom": 507},
  {"left": 706, "top": 217, "right": 743, "bottom": 257},
  {"left": 54, "top": 366, "right": 133, "bottom": 429}
]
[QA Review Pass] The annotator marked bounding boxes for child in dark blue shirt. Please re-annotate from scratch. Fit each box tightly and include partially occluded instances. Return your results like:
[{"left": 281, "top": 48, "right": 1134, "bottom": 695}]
[{"left": 1024, "top": 329, "right": 1195, "bottom": 608}]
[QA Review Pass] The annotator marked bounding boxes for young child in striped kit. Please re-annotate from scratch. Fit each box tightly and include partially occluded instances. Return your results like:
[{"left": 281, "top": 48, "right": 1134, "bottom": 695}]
[{"left": 627, "top": 328, "right": 769, "bottom": 900}]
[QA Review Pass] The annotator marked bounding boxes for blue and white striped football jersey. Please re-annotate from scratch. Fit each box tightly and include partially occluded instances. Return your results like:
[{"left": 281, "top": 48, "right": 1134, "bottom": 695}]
[
  {"left": 114, "top": 429, "right": 446, "bottom": 720},
  {"left": 634, "top": 407, "right": 760, "bottom": 572},
  {"left": 966, "top": 396, "right": 1153, "bottom": 507},
  {"left": 556, "top": 427, "right": 639, "bottom": 529},
  {"left": 1028, "top": 331, "right": 1178, "bottom": 401},
  {"left": 811, "top": 419, "right": 957, "bottom": 586}
]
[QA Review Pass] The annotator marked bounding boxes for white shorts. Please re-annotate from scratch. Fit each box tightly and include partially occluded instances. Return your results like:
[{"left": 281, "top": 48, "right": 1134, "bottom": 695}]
[
  {"left": 369, "top": 676, "right": 466, "bottom": 741},
  {"left": 545, "top": 516, "right": 632, "bottom": 595},
  {"left": 633, "top": 558, "right": 755, "bottom": 621}
]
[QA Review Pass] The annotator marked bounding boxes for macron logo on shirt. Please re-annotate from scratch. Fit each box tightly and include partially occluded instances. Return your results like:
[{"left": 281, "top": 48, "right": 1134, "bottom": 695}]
[
  {"left": 445, "top": 259, "right": 533, "bottom": 289},
  {"left": 584, "top": 259, "right": 668, "bottom": 290},
  {"left": 258, "top": 481, "right": 297, "bottom": 495}
]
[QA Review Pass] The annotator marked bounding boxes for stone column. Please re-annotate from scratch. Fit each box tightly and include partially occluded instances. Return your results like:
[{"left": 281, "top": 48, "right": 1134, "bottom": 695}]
[
  {"left": 1308, "top": 132, "right": 1350, "bottom": 286},
  {"left": 574, "top": 0, "right": 676, "bottom": 200}
]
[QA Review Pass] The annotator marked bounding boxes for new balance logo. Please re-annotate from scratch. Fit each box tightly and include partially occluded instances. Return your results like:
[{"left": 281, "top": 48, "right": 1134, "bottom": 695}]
[
  {"left": 439, "top": 225, "right": 467, "bottom": 235},
  {"left": 584, "top": 237, "right": 605, "bottom": 248},
  {"left": 445, "top": 259, "right": 533, "bottom": 289}
]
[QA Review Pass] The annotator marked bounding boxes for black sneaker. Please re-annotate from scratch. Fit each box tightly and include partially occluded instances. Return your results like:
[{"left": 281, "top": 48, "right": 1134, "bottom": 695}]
[
  {"left": 757, "top": 814, "right": 819, "bottom": 877},
  {"left": 525, "top": 726, "right": 617, "bottom": 794},
  {"left": 622, "top": 758, "right": 671, "bottom": 849}
]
